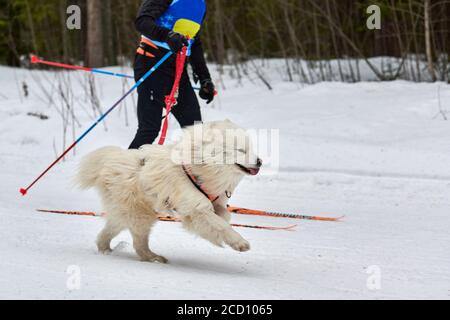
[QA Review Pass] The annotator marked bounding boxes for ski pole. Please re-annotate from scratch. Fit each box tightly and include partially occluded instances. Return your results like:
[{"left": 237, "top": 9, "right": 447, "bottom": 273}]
[
  {"left": 30, "top": 55, "right": 209, "bottom": 92},
  {"left": 20, "top": 51, "right": 173, "bottom": 196},
  {"left": 31, "top": 55, "right": 134, "bottom": 79}
]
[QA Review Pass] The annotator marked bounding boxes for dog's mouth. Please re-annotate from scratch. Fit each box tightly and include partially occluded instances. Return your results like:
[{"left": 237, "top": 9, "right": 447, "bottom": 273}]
[{"left": 236, "top": 164, "right": 260, "bottom": 176}]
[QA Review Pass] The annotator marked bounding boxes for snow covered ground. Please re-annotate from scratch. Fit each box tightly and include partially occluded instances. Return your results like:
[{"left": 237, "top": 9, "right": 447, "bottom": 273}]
[{"left": 0, "top": 63, "right": 449, "bottom": 299}]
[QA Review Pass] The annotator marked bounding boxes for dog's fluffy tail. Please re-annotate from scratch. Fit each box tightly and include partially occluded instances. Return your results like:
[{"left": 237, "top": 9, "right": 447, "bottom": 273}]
[{"left": 76, "top": 146, "right": 122, "bottom": 189}]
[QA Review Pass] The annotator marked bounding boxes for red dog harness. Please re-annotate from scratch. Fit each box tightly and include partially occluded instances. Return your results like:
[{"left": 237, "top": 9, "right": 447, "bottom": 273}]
[{"left": 182, "top": 164, "right": 221, "bottom": 202}]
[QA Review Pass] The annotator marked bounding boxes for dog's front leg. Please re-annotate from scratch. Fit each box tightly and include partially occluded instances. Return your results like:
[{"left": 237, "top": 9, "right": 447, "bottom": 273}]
[
  {"left": 181, "top": 199, "right": 250, "bottom": 252},
  {"left": 213, "top": 195, "right": 231, "bottom": 222}
]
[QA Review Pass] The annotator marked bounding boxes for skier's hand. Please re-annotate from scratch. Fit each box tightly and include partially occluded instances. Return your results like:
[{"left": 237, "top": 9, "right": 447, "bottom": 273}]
[
  {"left": 199, "top": 79, "right": 215, "bottom": 104},
  {"left": 167, "top": 31, "right": 188, "bottom": 53}
]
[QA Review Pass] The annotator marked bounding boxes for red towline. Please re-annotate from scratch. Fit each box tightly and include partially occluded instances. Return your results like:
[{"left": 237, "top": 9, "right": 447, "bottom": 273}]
[{"left": 36, "top": 209, "right": 297, "bottom": 232}]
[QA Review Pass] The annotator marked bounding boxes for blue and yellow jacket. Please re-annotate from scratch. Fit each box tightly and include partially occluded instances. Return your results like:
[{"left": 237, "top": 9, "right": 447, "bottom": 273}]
[{"left": 135, "top": 0, "right": 210, "bottom": 80}]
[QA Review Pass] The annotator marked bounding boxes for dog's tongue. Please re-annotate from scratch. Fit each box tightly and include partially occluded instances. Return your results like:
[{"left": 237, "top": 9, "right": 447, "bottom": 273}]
[{"left": 248, "top": 167, "right": 260, "bottom": 175}]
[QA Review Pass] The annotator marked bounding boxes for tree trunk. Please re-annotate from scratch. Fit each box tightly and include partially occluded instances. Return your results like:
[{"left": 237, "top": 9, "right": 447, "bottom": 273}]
[
  {"left": 213, "top": 0, "right": 225, "bottom": 65},
  {"left": 424, "top": 0, "right": 436, "bottom": 81},
  {"left": 59, "top": 0, "right": 69, "bottom": 62},
  {"left": 25, "top": 0, "right": 38, "bottom": 54},
  {"left": 86, "top": 0, "right": 104, "bottom": 67},
  {"left": 104, "top": 0, "right": 116, "bottom": 66}
]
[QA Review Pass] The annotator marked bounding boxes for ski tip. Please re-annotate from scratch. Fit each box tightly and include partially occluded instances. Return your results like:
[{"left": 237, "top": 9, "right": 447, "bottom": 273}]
[
  {"left": 19, "top": 188, "right": 27, "bottom": 196},
  {"left": 334, "top": 215, "right": 346, "bottom": 221},
  {"left": 30, "top": 55, "right": 39, "bottom": 64}
]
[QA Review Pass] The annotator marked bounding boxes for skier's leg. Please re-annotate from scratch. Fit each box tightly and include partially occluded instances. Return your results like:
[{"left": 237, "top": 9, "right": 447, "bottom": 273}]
[
  {"left": 171, "top": 75, "right": 202, "bottom": 127},
  {"left": 129, "top": 57, "right": 173, "bottom": 149}
]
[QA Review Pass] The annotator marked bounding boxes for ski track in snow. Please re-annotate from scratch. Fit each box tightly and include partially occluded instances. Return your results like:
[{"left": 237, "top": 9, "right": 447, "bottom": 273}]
[
  {"left": 0, "top": 65, "right": 449, "bottom": 299},
  {"left": 280, "top": 167, "right": 450, "bottom": 182}
]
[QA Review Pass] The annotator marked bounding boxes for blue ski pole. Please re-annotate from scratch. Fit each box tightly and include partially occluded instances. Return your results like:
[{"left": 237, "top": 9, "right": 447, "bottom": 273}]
[{"left": 20, "top": 51, "right": 173, "bottom": 196}]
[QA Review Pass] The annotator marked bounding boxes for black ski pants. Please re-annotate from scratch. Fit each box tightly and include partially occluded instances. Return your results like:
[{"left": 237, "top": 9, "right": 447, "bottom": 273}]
[{"left": 129, "top": 54, "right": 202, "bottom": 149}]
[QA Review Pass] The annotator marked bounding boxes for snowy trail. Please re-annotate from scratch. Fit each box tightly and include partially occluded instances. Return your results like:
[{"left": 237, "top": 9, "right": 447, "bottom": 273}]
[
  {"left": 280, "top": 167, "right": 450, "bottom": 182},
  {"left": 0, "top": 65, "right": 449, "bottom": 299}
]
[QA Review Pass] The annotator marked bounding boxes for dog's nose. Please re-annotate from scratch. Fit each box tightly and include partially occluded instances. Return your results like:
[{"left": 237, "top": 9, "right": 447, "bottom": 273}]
[{"left": 256, "top": 158, "right": 263, "bottom": 168}]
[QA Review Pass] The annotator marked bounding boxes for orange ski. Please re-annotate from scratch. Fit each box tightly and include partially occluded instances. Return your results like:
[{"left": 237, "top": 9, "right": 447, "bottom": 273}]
[
  {"left": 36, "top": 209, "right": 297, "bottom": 231},
  {"left": 227, "top": 206, "right": 343, "bottom": 222},
  {"left": 37, "top": 209, "right": 103, "bottom": 217},
  {"left": 158, "top": 215, "right": 296, "bottom": 231}
]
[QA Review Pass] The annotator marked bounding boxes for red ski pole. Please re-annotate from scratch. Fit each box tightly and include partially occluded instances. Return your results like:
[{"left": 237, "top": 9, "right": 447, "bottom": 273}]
[
  {"left": 30, "top": 55, "right": 211, "bottom": 92},
  {"left": 31, "top": 55, "right": 134, "bottom": 79}
]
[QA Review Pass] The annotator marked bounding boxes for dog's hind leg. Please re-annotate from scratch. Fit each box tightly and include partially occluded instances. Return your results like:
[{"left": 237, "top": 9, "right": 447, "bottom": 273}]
[
  {"left": 129, "top": 215, "right": 168, "bottom": 263},
  {"left": 97, "top": 219, "right": 124, "bottom": 254}
]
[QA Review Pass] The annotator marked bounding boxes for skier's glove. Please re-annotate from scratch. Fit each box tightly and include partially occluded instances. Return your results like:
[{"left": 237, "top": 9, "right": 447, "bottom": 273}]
[
  {"left": 167, "top": 31, "right": 188, "bottom": 53},
  {"left": 199, "top": 79, "right": 215, "bottom": 104}
]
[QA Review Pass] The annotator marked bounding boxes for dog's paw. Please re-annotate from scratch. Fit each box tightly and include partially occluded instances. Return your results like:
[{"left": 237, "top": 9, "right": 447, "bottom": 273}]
[
  {"left": 140, "top": 254, "right": 168, "bottom": 264},
  {"left": 225, "top": 231, "right": 251, "bottom": 252},
  {"left": 98, "top": 248, "right": 113, "bottom": 255},
  {"left": 229, "top": 238, "right": 250, "bottom": 252}
]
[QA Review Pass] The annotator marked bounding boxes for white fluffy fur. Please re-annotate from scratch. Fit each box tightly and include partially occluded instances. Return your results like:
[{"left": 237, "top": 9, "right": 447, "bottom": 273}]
[{"left": 76, "top": 120, "right": 261, "bottom": 263}]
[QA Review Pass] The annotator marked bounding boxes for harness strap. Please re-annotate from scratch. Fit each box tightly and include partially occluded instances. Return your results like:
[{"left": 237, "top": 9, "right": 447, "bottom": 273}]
[
  {"left": 182, "top": 165, "right": 220, "bottom": 202},
  {"left": 136, "top": 37, "right": 158, "bottom": 58},
  {"left": 136, "top": 47, "right": 155, "bottom": 58},
  {"left": 141, "top": 35, "right": 171, "bottom": 51},
  {"left": 140, "top": 36, "right": 159, "bottom": 49}
]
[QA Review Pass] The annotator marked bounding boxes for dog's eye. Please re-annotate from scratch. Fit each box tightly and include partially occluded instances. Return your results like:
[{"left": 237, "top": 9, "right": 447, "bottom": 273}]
[{"left": 237, "top": 149, "right": 246, "bottom": 154}]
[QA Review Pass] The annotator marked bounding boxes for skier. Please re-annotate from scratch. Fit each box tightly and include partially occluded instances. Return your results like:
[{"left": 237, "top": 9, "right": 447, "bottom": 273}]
[{"left": 129, "top": 0, "right": 215, "bottom": 149}]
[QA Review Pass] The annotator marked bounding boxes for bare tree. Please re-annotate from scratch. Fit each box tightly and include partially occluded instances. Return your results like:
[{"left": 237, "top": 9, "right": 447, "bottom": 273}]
[
  {"left": 424, "top": 0, "right": 436, "bottom": 81},
  {"left": 86, "top": 0, "right": 104, "bottom": 67},
  {"left": 3, "top": 0, "right": 450, "bottom": 84}
]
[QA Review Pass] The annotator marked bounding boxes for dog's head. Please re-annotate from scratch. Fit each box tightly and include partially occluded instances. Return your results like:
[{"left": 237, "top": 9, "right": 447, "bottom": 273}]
[{"left": 174, "top": 120, "right": 262, "bottom": 176}]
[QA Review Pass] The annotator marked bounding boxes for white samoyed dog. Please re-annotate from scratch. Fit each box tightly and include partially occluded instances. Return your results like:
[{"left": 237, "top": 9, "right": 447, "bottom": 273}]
[{"left": 76, "top": 120, "right": 262, "bottom": 263}]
